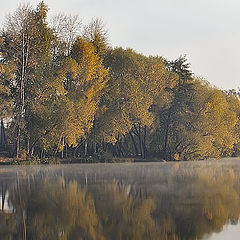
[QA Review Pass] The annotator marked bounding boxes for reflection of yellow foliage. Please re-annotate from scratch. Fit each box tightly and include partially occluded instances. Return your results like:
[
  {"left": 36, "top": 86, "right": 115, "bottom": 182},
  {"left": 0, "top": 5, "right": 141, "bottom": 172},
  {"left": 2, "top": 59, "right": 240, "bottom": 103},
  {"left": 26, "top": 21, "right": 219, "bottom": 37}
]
[
  {"left": 9, "top": 178, "right": 104, "bottom": 240},
  {"left": 3, "top": 162, "right": 240, "bottom": 240}
]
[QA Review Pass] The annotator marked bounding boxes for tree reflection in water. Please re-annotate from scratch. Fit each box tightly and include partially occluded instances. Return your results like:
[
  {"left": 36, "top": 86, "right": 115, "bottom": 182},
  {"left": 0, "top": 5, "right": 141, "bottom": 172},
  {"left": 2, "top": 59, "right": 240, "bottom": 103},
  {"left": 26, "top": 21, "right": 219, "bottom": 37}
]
[{"left": 0, "top": 161, "right": 240, "bottom": 240}]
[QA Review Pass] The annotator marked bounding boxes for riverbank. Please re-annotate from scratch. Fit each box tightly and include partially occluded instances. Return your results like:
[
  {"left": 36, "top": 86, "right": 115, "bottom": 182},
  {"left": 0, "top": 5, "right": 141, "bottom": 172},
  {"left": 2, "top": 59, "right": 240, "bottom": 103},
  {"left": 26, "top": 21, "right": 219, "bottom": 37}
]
[{"left": 0, "top": 156, "right": 168, "bottom": 165}]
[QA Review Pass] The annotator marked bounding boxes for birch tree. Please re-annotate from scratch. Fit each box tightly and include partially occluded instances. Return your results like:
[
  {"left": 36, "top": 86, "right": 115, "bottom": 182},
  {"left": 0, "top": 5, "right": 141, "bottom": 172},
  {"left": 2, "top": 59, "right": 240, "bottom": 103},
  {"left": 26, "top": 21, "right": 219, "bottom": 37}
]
[{"left": 1, "top": 2, "right": 53, "bottom": 157}]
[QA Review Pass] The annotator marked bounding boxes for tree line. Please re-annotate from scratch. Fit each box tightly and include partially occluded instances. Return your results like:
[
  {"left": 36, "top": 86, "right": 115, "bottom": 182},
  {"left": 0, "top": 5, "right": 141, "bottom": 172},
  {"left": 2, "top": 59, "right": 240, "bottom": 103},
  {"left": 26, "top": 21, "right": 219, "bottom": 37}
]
[{"left": 0, "top": 1, "right": 240, "bottom": 161}]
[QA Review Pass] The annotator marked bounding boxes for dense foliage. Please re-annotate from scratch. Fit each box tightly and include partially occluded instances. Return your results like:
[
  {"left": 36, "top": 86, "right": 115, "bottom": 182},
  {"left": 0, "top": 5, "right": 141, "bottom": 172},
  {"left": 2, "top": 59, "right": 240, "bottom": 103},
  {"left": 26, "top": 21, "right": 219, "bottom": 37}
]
[{"left": 0, "top": 1, "right": 240, "bottom": 161}]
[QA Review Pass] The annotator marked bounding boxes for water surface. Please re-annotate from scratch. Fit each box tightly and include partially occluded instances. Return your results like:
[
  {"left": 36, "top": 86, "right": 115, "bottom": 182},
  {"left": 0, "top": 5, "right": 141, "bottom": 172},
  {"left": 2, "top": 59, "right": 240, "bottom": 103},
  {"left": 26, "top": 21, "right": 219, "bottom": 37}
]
[{"left": 1, "top": 158, "right": 240, "bottom": 240}]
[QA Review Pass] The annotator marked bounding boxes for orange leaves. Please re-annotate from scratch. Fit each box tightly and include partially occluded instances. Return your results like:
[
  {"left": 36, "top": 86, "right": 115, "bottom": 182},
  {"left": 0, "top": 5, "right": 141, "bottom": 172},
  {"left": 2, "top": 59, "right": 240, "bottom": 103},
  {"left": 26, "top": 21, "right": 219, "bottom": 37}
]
[{"left": 42, "top": 37, "right": 109, "bottom": 148}]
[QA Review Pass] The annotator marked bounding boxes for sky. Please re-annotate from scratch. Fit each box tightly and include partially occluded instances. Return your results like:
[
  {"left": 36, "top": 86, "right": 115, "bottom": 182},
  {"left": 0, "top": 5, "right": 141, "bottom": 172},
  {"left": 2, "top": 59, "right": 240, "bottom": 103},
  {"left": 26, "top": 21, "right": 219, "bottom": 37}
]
[{"left": 0, "top": 0, "right": 239, "bottom": 90}]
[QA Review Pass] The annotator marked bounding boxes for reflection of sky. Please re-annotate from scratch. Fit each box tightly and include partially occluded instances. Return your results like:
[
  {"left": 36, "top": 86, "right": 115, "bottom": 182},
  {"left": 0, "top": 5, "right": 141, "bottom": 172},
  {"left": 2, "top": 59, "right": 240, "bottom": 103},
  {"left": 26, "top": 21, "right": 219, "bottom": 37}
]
[
  {"left": 0, "top": 0, "right": 240, "bottom": 90},
  {"left": 204, "top": 223, "right": 240, "bottom": 240},
  {"left": 0, "top": 191, "right": 13, "bottom": 213}
]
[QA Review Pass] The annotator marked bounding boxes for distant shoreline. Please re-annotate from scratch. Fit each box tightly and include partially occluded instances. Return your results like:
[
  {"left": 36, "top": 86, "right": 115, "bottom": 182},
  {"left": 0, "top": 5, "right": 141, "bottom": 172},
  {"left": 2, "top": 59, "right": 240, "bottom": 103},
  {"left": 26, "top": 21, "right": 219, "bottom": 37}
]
[{"left": 0, "top": 156, "right": 213, "bottom": 165}]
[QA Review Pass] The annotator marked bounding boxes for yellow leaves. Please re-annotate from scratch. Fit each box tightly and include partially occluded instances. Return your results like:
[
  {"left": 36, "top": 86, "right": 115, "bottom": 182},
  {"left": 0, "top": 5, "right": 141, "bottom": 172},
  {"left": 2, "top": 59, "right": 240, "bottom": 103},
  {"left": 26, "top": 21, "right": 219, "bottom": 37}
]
[
  {"left": 33, "top": 36, "right": 109, "bottom": 150},
  {"left": 0, "top": 65, "right": 3, "bottom": 74},
  {"left": 144, "top": 56, "right": 173, "bottom": 97},
  {"left": 0, "top": 84, "right": 10, "bottom": 95},
  {"left": 64, "top": 100, "right": 97, "bottom": 146},
  {"left": 98, "top": 109, "right": 132, "bottom": 144},
  {"left": 85, "top": 86, "right": 95, "bottom": 100},
  {"left": 56, "top": 39, "right": 108, "bottom": 145},
  {"left": 71, "top": 38, "right": 104, "bottom": 84},
  {"left": 0, "top": 62, "right": 15, "bottom": 117},
  {"left": 67, "top": 38, "right": 108, "bottom": 100},
  {"left": 65, "top": 57, "right": 79, "bottom": 79},
  {"left": 0, "top": 62, "right": 16, "bottom": 79},
  {"left": 191, "top": 82, "right": 240, "bottom": 157},
  {"left": 197, "top": 136, "right": 218, "bottom": 157},
  {"left": 229, "top": 95, "right": 240, "bottom": 110},
  {"left": 95, "top": 49, "right": 178, "bottom": 144},
  {"left": 154, "top": 77, "right": 240, "bottom": 160}
]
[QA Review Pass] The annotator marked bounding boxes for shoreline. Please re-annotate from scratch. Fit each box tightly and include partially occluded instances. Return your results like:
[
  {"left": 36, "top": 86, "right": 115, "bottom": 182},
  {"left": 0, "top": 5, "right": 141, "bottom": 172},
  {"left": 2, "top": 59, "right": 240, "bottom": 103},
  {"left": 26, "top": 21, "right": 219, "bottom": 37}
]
[{"left": 0, "top": 156, "right": 211, "bottom": 165}]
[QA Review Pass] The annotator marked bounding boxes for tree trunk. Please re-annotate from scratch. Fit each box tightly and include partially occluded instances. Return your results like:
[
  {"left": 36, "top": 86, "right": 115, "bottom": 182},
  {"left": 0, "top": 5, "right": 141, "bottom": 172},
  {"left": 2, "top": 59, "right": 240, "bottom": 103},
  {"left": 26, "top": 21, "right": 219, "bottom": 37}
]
[
  {"left": 84, "top": 141, "right": 88, "bottom": 156},
  {"left": 118, "top": 139, "right": 126, "bottom": 157},
  {"left": 73, "top": 139, "right": 85, "bottom": 158},
  {"left": 142, "top": 125, "right": 147, "bottom": 159},
  {"left": 129, "top": 131, "right": 138, "bottom": 156},
  {"left": 27, "top": 135, "right": 30, "bottom": 156},
  {"left": 65, "top": 144, "right": 68, "bottom": 158},
  {"left": 16, "top": 126, "right": 21, "bottom": 159},
  {"left": 137, "top": 125, "right": 143, "bottom": 158},
  {"left": 17, "top": 32, "right": 29, "bottom": 159},
  {"left": 163, "top": 110, "right": 171, "bottom": 160},
  {"left": 61, "top": 138, "right": 65, "bottom": 158},
  {"left": 40, "top": 149, "right": 42, "bottom": 159}
]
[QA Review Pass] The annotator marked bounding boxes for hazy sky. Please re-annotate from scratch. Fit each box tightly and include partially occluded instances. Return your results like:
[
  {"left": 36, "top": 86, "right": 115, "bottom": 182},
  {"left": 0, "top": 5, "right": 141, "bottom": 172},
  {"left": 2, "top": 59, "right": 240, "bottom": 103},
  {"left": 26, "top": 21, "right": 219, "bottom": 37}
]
[{"left": 0, "top": 0, "right": 239, "bottom": 90}]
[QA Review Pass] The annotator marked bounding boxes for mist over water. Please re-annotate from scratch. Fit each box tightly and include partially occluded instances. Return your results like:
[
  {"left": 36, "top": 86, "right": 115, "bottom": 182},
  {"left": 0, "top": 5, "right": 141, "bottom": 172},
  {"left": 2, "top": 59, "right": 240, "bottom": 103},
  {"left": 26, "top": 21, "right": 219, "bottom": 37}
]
[{"left": 1, "top": 159, "right": 240, "bottom": 239}]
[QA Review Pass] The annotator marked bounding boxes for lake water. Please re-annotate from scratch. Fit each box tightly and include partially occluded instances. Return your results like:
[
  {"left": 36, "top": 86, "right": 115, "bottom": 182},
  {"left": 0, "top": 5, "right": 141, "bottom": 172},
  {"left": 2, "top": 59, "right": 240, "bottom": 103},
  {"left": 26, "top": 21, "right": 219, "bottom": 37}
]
[{"left": 0, "top": 158, "right": 240, "bottom": 240}]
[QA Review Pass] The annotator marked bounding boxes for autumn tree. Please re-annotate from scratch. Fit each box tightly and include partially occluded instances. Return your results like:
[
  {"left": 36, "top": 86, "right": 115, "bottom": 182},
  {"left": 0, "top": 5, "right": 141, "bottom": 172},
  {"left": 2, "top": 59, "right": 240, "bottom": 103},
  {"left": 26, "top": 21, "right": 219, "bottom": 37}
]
[
  {"left": 28, "top": 37, "right": 108, "bottom": 157},
  {"left": 0, "top": 37, "right": 14, "bottom": 119},
  {"left": 0, "top": 2, "right": 53, "bottom": 158},
  {"left": 93, "top": 48, "right": 173, "bottom": 158}
]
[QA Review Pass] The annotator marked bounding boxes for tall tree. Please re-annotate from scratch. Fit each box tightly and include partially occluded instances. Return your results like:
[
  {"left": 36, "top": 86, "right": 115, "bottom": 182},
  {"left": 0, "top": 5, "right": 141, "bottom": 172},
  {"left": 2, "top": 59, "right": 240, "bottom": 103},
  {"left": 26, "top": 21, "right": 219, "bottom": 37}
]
[
  {"left": 50, "top": 13, "right": 82, "bottom": 56},
  {"left": 0, "top": 37, "right": 15, "bottom": 119},
  {"left": 94, "top": 48, "right": 173, "bottom": 158},
  {"left": 29, "top": 37, "right": 108, "bottom": 157},
  {"left": 83, "top": 18, "right": 109, "bottom": 57},
  {"left": 150, "top": 56, "right": 195, "bottom": 160},
  {"left": 1, "top": 2, "right": 53, "bottom": 158}
]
